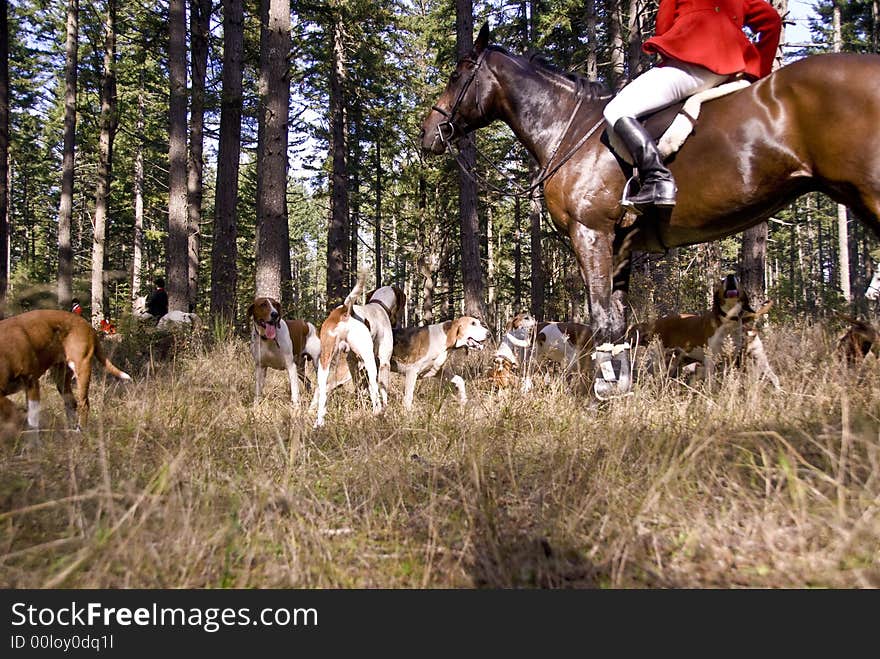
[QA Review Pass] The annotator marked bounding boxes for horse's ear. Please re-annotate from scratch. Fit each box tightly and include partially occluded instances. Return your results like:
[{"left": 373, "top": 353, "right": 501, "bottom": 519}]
[{"left": 475, "top": 22, "right": 490, "bottom": 54}]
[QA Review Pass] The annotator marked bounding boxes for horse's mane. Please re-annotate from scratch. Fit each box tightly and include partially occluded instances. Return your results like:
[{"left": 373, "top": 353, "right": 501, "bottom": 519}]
[{"left": 487, "top": 45, "right": 608, "bottom": 100}]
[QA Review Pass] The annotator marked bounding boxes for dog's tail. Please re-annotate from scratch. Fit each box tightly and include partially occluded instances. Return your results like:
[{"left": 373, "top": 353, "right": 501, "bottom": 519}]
[
  {"left": 342, "top": 270, "right": 368, "bottom": 314},
  {"left": 94, "top": 338, "right": 132, "bottom": 381}
]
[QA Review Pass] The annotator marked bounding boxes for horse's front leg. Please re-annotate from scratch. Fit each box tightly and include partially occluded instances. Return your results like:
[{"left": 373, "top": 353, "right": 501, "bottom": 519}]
[{"left": 569, "top": 221, "right": 632, "bottom": 398}]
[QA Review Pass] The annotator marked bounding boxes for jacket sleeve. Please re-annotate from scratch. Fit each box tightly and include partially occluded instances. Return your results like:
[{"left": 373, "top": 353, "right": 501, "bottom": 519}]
[
  {"left": 653, "top": 0, "right": 678, "bottom": 37},
  {"left": 745, "top": 0, "right": 782, "bottom": 78}
]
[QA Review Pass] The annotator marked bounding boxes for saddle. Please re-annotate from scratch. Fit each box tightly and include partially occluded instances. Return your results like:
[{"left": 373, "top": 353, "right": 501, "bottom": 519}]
[{"left": 605, "top": 79, "right": 751, "bottom": 166}]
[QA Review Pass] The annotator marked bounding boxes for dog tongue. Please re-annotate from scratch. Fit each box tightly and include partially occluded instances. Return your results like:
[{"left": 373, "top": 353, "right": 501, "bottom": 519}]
[
  {"left": 726, "top": 289, "right": 739, "bottom": 298},
  {"left": 265, "top": 323, "right": 277, "bottom": 340}
]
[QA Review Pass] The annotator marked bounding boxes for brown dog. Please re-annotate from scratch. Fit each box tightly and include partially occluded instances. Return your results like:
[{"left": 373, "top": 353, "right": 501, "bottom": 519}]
[{"left": 0, "top": 310, "right": 131, "bottom": 430}]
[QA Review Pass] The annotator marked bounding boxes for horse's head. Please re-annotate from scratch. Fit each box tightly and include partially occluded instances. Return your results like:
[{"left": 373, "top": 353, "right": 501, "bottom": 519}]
[{"left": 421, "top": 23, "right": 495, "bottom": 154}]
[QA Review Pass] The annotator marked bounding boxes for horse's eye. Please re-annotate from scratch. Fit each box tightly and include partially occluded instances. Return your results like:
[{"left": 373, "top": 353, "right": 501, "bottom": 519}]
[{"left": 449, "top": 71, "right": 461, "bottom": 83}]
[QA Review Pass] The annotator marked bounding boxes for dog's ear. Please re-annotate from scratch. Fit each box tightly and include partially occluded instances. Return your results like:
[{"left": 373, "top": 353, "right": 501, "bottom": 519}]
[
  {"left": 394, "top": 286, "right": 407, "bottom": 327},
  {"left": 246, "top": 303, "right": 254, "bottom": 319},
  {"left": 444, "top": 319, "right": 461, "bottom": 349}
]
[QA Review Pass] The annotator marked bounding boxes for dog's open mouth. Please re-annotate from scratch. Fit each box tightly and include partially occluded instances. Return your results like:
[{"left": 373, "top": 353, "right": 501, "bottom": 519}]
[
  {"left": 724, "top": 288, "right": 739, "bottom": 298},
  {"left": 257, "top": 319, "right": 278, "bottom": 340},
  {"left": 467, "top": 337, "right": 487, "bottom": 351}
]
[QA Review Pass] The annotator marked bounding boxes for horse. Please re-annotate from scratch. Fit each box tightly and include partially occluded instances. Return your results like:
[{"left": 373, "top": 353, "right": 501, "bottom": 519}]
[{"left": 421, "top": 24, "right": 880, "bottom": 396}]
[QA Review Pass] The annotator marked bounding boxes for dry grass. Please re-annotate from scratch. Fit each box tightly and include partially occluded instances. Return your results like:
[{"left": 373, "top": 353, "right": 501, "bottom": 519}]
[{"left": 1, "top": 322, "right": 878, "bottom": 588}]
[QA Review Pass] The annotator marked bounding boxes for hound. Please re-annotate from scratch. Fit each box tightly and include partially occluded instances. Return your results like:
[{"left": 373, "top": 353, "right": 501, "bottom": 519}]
[
  {"left": 492, "top": 312, "right": 594, "bottom": 392},
  {"left": 392, "top": 316, "right": 491, "bottom": 409},
  {"left": 532, "top": 321, "right": 595, "bottom": 391},
  {"left": 835, "top": 313, "right": 880, "bottom": 363},
  {"left": 248, "top": 296, "right": 320, "bottom": 404},
  {"left": 312, "top": 277, "right": 407, "bottom": 427},
  {"left": 0, "top": 309, "right": 131, "bottom": 430},
  {"left": 636, "top": 274, "right": 778, "bottom": 386},
  {"left": 491, "top": 312, "right": 537, "bottom": 388}
]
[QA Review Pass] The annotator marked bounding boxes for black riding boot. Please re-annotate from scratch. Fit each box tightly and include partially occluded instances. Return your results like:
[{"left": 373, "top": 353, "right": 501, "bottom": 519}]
[{"left": 613, "top": 116, "right": 677, "bottom": 211}]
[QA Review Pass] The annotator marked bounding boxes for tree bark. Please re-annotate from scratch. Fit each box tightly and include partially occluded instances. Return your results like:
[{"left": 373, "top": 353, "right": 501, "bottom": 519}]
[
  {"left": 455, "top": 0, "right": 485, "bottom": 320},
  {"left": 166, "top": 0, "right": 189, "bottom": 312},
  {"left": 374, "top": 137, "right": 382, "bottom": 286},
  {"left": 90, "top": 0, "right": 117, "bottom": 328},
  {"left": 57, "top": 0, "right": 78, "bottom": 310},
  {"left": 831, "top": 1, "right": 851, "bottom": 304},
  {"left": 211, "top": 0, "right": 244, "bottom": 324},
  {"left": 255, "top": 0, "right": 291, "bottom": 300},
  {"left": 132, "top": 75, "right": 145, "bottom": 306},
  {"left": 529, "top": 163, "right": 544, "bottom": 320},
  {"left": 0, "top": 0, "right": 10, "bottom": 309},
  {"left": 187, "top": 0, "right": 211, "bottom": 312},
  {"left": 326, "top": 8, "right": 349, "bottom": 308}
]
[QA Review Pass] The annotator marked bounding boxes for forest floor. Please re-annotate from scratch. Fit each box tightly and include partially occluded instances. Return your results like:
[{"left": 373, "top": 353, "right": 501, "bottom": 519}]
[{"left": 1, "top": 321, "right": 878, "bottom": 588}]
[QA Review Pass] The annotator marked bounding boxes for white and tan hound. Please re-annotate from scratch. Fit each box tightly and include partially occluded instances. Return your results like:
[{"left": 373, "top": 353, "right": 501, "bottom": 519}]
[
  {"left": 392, "top": 316, "right": 491, "bottom": 409},
  {"left": 531, "top": 321, "right": 595, "bottom": 392},
  {"left": 248, "top": 296, "right": 320, "bottom": 404},
  {"left": 0, "top": 309, "right": 131, "bottom": 431},
  {"left": 493, "top": 313, "right": 594, "bottom": 392},
  {"left": 312, "top": 277, "right": 407, "bottom": 427},
  {"left": 491, "top": 312, "right": 538, "bottom": 387}
]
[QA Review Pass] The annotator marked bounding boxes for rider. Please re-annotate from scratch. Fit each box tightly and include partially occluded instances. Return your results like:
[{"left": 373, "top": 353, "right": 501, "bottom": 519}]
[{"left": 604, "top": 0, "right": 782, "bottom": 212}]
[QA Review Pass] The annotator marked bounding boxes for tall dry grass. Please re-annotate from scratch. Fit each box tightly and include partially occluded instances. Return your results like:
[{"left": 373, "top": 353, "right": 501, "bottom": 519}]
[{"left": 0, "top": 321, "right": 878, "bottom": 588}]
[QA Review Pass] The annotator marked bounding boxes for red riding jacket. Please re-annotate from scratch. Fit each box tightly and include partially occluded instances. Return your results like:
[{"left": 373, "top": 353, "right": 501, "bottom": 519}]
[{"left": 643, "top": 0, "right": 782, "bottom": 80}]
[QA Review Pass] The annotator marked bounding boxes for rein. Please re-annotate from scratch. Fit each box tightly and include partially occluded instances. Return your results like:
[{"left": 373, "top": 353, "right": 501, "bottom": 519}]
[{"left": 434, "top": 49, "right": 605, "bottom": 199}]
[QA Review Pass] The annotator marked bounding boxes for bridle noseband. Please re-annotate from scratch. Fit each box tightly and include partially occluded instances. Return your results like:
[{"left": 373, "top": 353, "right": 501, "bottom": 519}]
[{"left": 431, "top": 49, "right": 488, "bottom": 147}]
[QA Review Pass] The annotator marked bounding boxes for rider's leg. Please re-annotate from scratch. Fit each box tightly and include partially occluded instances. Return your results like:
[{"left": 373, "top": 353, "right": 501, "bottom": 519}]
[{"left": 604, "top": 61, "right": 727, "bottom": 210}]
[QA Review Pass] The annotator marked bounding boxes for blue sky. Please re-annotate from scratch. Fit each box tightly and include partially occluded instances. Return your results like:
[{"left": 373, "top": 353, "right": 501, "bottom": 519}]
[{"left": 785, "top": 0, "right": 815, "bottom": 48}]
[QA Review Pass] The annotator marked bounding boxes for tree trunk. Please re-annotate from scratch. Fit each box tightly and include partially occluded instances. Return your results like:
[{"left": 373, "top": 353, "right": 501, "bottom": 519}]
[
  {"left": 831, "top": 1, "right": 851, "bottom": 304},
  {"left": 210, "top": 0, "right": 244, "bottom": 324},
  {"left": 455, "top": 0, "right": 485, "bottom": 321},
  {"left": 0, "top": 0, "right": 9, "bottom": 309},
  {"left": 56, "top": 0, "right": 78, "bottom": 310},
  {"left": 607, "top": 0, "right": 625, "bottom": 90},
  {"left": 167, "top": 0, "right": 188, "bottom": 312},
  {"left": 90, "top": 0, "right": 116, "bottom": 328},
  {"left": 132, "top": 66, "right": 145, "bottom": 304},
  {"left": 529, "top": 162, "right": 544, "bottom": 320},
  {"left": 255, "top": 0, "right": 290, "bottom": 300},
  {"left": 187, "top": 0, "right": 210, "bottom": 312},
  {"left": 326, "top": 9, "right": 349, "bottom": 308},
  {"left": 514, "top": 194, "right": 522, "bottom": 310},
  {"left": 374, "top": 137, "right": 382, "bottom": 286}
]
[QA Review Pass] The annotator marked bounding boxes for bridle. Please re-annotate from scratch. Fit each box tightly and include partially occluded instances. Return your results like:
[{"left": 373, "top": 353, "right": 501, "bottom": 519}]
[
  {"left": 430, "top": 49, "right": 489, "bottom": 146},
  {"left": 431, "top": 47, "right": 605, "bottom": 199}
]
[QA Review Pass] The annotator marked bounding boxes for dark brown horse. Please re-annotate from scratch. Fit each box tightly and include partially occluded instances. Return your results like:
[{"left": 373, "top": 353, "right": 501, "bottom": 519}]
[{"left": 421, "top": 25, "right": 880, "bottom": 392}]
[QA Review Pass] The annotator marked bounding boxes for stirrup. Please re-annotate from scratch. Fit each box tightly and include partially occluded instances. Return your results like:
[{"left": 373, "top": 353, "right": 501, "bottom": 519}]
[
  {"left": 592, "top": 341, "right": 634, "bottom": 400},
  {"left": 620, "top": 175, "right": 644, "bottom": 215}
]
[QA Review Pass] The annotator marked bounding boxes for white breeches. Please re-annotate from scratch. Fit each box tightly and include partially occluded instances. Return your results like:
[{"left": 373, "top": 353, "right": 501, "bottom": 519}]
[{"left": 603, "top": 61, "right": 728, "bottom": 127}]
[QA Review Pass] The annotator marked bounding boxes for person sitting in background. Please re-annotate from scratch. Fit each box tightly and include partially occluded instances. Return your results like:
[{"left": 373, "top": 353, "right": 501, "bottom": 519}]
[{"left": 145, "top": 277, "right": 169, "bottom": 320}]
